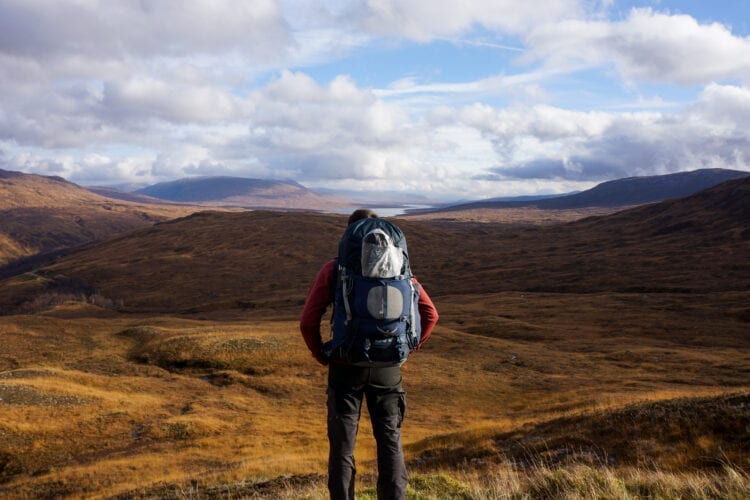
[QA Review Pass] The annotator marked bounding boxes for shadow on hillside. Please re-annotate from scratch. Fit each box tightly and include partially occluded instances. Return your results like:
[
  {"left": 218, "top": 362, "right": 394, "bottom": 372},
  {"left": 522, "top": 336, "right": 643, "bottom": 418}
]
[{"left": 409, "top": 393, "right": 750, "bottom": 471}]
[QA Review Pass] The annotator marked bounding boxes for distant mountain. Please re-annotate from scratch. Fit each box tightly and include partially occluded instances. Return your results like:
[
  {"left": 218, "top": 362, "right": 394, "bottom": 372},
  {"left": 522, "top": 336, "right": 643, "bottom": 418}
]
[
  {"left": 440, "top": 168, "right": 750, "bottom": 211},
  {"left": 101, "top": 182, "right": 150, "bottom": 192},
  {"left": 134, "top": 176, "right": 350, "bottom": 210},
  {"left": 0, "top": 168, "right": 194, "bottom": 269},
  {"left": 87, "top": 186, "right": 178, "bottom": 205},
  {"left": 580, "top": 173, "right": 750, "bottom": 239}
]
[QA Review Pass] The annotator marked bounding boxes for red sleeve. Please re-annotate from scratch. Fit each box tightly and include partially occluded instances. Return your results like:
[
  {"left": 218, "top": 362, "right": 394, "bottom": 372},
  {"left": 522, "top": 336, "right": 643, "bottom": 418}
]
[
  {"left": 300, "top": 259, "right": 336, "bottom": 365},
  {"left": 414, "top": 280, "right": 438, "bottom": 350}
]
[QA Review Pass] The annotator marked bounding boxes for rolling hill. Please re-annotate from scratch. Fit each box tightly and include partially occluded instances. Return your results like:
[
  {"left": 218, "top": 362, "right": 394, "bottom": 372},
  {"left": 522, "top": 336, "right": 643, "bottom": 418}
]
[
  {"left": 416, "top": 174, "right": 750, "bottom": 297},
  {"left": 2, "top": 176, "right": 748, "bottom": 315},
  {"left": 437, "top": 168, "right": 750, "bottom": 212},
  {"left": 0, "top": 175, "right": 748, "bottom": 497},
  {"left": 0, "top": 168, "right": 196, "bottom": 268},
  {"left": 134, "top": 176, "right": 351, "bottom": 210}
]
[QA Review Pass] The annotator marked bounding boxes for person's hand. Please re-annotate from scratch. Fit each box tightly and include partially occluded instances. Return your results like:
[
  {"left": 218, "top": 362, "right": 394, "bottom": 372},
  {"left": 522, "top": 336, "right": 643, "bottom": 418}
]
[{"left": 314, "top": 352, "right": 329, "bottom": 366}]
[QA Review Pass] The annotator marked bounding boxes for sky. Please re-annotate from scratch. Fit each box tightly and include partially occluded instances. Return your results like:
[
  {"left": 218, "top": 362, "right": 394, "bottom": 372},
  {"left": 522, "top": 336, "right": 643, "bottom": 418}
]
[{"left": 1, "top": 0, "right": 750, "bottom": 202}]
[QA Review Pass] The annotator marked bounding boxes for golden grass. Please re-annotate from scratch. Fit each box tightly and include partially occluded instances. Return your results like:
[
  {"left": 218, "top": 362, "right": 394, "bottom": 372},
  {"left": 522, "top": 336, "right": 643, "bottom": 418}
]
[
  {"left": 1, "top": 287, "right": 748, "bottom": 497},
  {"left": 0, "top": 314, "right": 332, "bottom": 496},
  {"left": 1, "top": 181, "right": 749, "bottom": 496},
  {"left": 432, "top": 464, "right": 750, "bottom": 499}
]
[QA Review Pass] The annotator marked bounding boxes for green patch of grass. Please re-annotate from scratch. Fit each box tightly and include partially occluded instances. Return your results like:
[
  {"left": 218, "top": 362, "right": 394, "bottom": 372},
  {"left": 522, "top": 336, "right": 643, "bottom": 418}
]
[
  {"left": 356, "top": 474, "right": 474, "bottom": 499},
  {"left": 407, "top": 473, "right": 473, "bottom": 498}
]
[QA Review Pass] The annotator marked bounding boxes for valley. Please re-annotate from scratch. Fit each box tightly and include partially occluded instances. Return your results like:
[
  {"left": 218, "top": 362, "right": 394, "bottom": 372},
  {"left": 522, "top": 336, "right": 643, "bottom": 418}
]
[
  {"left": 0, "top": 176, "right": 748, "bottom": 497},
  {"left": 3, "top": 0, "right": 750, "bottom": 496}
]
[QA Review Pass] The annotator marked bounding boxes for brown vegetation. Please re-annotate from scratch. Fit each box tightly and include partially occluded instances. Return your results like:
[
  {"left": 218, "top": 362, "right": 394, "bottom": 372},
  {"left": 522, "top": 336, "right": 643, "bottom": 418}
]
[
  {"left": 0, "top": 177, "right": 748, "bottom": 497},
  {"left": 0, "top": 169, "right": 198, "bottom": 267}
]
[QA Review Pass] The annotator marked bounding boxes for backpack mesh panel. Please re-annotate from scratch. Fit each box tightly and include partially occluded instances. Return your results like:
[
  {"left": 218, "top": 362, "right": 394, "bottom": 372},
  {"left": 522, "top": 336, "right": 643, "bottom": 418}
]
[{"left": 361, "top": 229, "right": 404, "bottom": 278}]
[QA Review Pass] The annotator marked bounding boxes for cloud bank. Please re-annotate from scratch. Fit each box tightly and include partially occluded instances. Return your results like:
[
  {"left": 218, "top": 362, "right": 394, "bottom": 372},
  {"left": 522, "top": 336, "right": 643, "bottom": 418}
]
[{"left": 1, "top": 1, "right": 749, "bottom": 200}]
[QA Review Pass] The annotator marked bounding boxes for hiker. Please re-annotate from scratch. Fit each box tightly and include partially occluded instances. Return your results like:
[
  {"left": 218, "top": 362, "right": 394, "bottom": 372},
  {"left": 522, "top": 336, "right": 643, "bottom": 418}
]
[{"left": 300, "top": 209, "right": 439, "bottom": 500}]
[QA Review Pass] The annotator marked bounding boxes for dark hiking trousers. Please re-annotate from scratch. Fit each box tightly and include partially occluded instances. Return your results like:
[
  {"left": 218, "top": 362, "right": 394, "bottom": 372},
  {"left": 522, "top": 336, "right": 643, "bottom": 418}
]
[{"left": 327, "top": 363, "right": 407, "bottom": 500}]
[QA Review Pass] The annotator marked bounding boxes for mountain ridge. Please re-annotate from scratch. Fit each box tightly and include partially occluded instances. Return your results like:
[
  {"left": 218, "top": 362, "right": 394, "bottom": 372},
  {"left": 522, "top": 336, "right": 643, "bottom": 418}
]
[
  {"left": 134, "top": 175, "right": 350, "bottom": 210},
  {"left": 432, "top": 168, "right": 750, "bottom": 212}
]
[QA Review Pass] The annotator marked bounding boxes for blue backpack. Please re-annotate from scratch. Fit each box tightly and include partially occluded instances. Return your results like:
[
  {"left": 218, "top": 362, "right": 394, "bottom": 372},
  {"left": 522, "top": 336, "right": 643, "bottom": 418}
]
[{"left": 324, "top": 217, "right": 421, "bottom": 366}]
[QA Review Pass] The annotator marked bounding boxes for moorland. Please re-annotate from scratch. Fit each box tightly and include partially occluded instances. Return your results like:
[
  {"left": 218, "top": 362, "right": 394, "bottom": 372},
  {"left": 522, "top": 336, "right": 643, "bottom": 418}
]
[
  {"left": 0, "top": 175, "right": 749, "bottom": 498},
  {"left": 0, "top": 169, "right": 196, "bottom": 272}
]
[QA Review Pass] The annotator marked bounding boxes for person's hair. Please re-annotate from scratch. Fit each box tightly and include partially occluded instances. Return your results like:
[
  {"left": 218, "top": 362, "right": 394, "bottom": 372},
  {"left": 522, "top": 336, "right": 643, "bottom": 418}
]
[{"left": 348, "top": 208, "right": 378, "bottom": 225}]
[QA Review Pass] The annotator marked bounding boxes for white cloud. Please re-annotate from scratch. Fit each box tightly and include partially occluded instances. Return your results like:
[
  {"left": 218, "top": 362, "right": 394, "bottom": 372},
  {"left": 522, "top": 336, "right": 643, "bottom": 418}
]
[
  {"left": 1, "top": 1, "right": 750, "bottom": 201},
  {"left": 690, "top": 83, "right": 750, "bottom": 129},
  {"left": 0, "top": 149, "right": 139, "bottom": 184},
  {"left": 438, "top": 84, "right": 750, "bottom": 183},
  {"left": 524, "top": 8, "right": 750, "bottom": 85},
  {"left": 0, "top": 1, "right": 282, "bottom": 149},
  {"left": 101, "top": 76, "right": 248, "bottom": 124},
  {"left": 5, "top": 78, "right": 750, "bottom": 199},
  {"left": 229, "top": 71, "right": 425, "bottom": 181},
  {"left": 360, "top": 0, "right": 582, "bottom": 40},
  {"left": 377, "top": 70, "right": 553, "bottom": 100},
  {"left": 0, "top": 0, "right": 290, "bottom": 60}
]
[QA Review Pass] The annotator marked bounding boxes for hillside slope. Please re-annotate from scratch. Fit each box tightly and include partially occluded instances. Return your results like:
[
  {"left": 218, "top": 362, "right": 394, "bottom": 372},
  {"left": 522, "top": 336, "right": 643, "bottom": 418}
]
[
  {"left": 410, "top": 392, "right": 750, "bottom": 470},
  {"left": 0, "top": 169, "right": 196, "bottom": 267},
  {"left": 417, "top": 175, "right": 750, "bottom": 296},
  {"left": 0, "top": 211, "right": 348, "bottom": 313},
  {"left": 0, "top": 177, "right": 748, "bottom": 498},
  {"left": 2, "top": 176, "right": 748, "bottom": 314},
  {"left": 440, "top": 168, "right": 749, "bottom": 211}
]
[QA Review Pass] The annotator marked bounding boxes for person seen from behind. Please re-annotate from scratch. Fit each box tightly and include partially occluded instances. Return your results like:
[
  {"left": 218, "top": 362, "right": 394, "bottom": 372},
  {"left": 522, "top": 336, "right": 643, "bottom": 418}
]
[{"left": 300, "top": 208, "right": 439, "bottom": 499}]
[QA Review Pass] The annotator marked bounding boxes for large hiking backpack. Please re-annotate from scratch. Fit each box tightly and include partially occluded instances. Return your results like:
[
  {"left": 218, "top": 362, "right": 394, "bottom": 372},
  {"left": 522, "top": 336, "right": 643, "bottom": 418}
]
[{"left": 325, "top": 217, "right": 421, "bottom": 366}]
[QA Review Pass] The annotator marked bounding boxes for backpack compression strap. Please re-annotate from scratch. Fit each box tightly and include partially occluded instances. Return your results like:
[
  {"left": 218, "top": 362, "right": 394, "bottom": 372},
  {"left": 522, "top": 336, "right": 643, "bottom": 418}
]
[
  {"left": 409, "top": 278, "right": 417, "bottom": 343},
  {"left": 338, "top": 264, "right": 353, "bottom": 325}
]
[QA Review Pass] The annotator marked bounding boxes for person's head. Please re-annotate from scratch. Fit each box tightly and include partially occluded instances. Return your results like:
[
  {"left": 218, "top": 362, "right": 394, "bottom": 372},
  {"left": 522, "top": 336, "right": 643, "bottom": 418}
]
[{"left": 348, "top": 208, "right": 378, "bottom": 225}]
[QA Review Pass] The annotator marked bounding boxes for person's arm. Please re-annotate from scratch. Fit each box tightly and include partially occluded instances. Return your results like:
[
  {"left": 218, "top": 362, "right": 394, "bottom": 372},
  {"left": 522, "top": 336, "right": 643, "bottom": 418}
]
[
  {"left": 414, "top": 280, "right": 438, "bottom": 349},
  {"left": 300, "top": 259, "right": 336, "bottom": 365}
]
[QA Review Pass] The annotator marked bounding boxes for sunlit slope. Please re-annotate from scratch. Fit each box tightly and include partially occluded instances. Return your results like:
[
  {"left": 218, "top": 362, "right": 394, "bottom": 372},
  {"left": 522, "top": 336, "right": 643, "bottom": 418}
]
[
  {"left": 1, "top": 298, "right": 747, "bottom": 496},
  {"left": 0, "top": 178, "right": 748, "bottom": 497},
  {"left": 1, "top": 298, "right": 747, "bottom": 497},
  {"left": 0, "top": 169, "right": 196, "bottom": 267}
]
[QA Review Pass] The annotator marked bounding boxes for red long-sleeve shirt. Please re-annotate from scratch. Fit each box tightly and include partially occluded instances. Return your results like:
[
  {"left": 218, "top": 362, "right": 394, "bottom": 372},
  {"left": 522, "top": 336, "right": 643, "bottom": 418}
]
[{"left": 300, "top": 259, "right": 439, "bottom": 365}]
